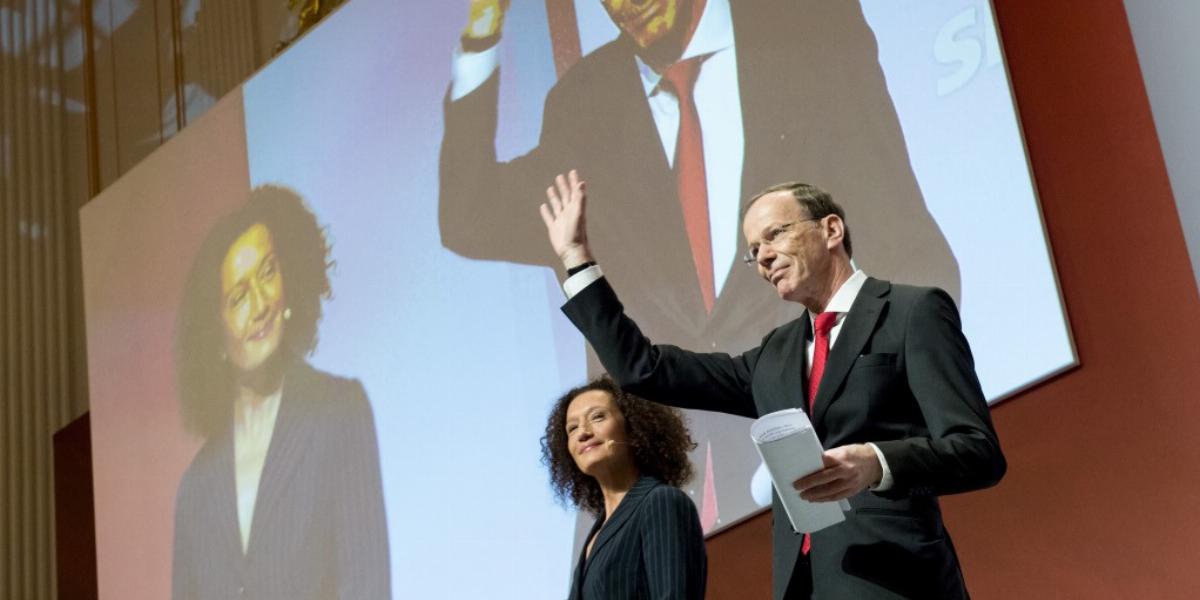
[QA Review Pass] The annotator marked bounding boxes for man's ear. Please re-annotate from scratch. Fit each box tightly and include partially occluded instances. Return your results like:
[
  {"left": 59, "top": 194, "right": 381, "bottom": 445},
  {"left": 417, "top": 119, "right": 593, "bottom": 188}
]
[{"left": 824, "top": 215, "right": 845, "bottom": 251}]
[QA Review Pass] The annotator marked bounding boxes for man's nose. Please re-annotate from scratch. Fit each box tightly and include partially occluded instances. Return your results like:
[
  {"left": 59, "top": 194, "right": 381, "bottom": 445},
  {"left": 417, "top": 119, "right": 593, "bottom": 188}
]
[{"left": 757, "top": 245, "right": 777, "bottom": 268}]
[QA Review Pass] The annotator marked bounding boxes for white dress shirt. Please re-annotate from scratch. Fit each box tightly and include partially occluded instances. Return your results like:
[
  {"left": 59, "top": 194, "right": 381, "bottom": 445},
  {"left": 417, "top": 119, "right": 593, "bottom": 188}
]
[
  {"left": 451, "top": 0, "right": 744, "bottom": 296},
  {"left": 801, "top": 270, "right": 894, "bottom": 491},
  {"left": 234, "top": 385, "right": 283, "bottom": 553}
]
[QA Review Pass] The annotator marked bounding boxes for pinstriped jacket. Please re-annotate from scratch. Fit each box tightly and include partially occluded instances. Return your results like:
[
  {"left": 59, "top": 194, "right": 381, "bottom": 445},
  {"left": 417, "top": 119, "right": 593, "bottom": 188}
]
[
  {"left": 568, "top": 476, "right": 706, "bottom": 600},
  {"left": 170, "top": 360, "right": 390, "bottom": 599}
]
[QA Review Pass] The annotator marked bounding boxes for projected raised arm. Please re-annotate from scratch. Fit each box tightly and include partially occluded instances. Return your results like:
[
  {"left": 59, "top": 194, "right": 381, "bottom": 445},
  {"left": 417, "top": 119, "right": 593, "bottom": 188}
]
[{"left": 540, "top": 170, "right": 595, "bottom": 271}]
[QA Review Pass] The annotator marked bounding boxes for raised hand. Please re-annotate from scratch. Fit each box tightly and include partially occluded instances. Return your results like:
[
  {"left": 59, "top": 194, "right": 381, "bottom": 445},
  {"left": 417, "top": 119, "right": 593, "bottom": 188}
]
[
  {"left": 539, "top": 170, "right": 595, "bottom": 270},
  {"left": 462, "top": 0, "right": 510, "bottom": 48}
]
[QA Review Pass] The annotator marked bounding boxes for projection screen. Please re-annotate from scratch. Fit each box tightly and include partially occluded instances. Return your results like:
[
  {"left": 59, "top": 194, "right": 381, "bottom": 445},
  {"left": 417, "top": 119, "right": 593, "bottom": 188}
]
[{"left": 82, "top": 1, "right": 1073, "bottom": 598}]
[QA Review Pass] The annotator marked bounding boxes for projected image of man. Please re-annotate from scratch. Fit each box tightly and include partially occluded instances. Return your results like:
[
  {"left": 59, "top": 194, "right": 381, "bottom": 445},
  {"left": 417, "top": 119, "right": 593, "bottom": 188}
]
[
  {"left": 172, "top": 185, "right": 390, "bottom": 600},
  {"left": 440, "top": 0, "right": 961, "bottom": 529}
]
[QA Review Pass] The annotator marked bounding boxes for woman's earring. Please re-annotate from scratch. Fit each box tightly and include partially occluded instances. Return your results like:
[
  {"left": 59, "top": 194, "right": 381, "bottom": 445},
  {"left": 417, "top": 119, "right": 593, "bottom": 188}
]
[{"left": 283, "top": 307, "right": 292, "bottom": 320}]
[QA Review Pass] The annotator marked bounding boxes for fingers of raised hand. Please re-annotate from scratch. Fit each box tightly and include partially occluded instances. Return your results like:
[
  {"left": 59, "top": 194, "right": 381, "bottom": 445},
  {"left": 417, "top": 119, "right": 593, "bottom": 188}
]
[
  {"left": 545, "top": 184, "right": 563, "bottom": 215},
  {"left": 568, "top": 169, "right": 584, "bottom": 200},
  {"left": 545, "top": 171, "right": 586, "bottom": 217},
  {"left": 554, "top": 173, "right": 572, "bottom": 206}
]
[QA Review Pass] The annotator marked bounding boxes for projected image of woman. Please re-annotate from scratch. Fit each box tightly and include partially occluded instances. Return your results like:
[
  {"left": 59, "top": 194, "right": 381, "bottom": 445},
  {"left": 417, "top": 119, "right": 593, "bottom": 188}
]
[
  {"left": 171, "top": 185, "right": 389, "bottom": 600},
  {"left": 543, "top": 378, "right": 706, "bottom": 599}
]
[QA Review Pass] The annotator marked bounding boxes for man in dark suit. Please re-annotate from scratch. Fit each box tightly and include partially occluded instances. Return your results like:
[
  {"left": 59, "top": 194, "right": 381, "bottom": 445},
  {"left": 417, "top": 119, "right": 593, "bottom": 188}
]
[
  {"left": 441, "top": 0, "right": 961, "bottom": 526},
  {"left": 539, "top": 171, "right": 1005, "bottom": 599}
]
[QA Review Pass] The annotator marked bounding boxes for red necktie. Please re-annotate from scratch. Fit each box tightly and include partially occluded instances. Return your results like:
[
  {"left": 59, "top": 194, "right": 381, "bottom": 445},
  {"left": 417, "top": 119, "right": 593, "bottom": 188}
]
[
  {"left": 663, "top": 57, "right": 715, "bottom": 314},
  {"left": 802, "top": 311, "right": 839, "bottom": 555},
  {"left": 807, "top": 311, "right": 839, "bottom": 413}
]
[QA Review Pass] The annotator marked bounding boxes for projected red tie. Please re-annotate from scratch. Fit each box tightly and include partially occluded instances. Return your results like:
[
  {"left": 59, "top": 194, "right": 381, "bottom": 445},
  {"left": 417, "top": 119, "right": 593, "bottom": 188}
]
[
  {"left": 803, "top": 311, "right": 839, "bottom": 555},
  {"left": 663, "top": 57, "right": 715, "bottom": 314}
]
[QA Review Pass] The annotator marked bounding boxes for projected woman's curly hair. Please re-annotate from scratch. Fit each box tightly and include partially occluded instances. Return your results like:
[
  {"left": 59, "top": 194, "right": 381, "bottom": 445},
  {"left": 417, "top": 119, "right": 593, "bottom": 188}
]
[{"left": 174, "top": 185, "right": 333, "bottom": 437}]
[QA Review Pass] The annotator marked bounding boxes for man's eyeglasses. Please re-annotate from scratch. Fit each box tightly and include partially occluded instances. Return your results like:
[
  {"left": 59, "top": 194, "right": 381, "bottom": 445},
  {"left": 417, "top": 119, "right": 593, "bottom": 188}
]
[{"left": 741, "top": 218, "right": 821, "bottom": 265}]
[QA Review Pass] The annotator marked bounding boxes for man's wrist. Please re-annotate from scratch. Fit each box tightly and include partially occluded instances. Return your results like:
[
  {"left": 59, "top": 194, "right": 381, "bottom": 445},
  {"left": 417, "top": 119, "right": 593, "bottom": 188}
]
[
  {"left": 450, "top": 42, "right": 500, "bottom": 102},
  {"left": 865, "top": 443, "right": 893, "bottom": 491},
  {"left": 562, "top": 265, "right": 603, "bottom": 299},
  {"left": 460, "top": 31, "right": 501, "bottom": 53},
  {"left": 560, "top": 246, "right": 595, "bottom": 271},
  {"left": 566, "top": 261, "right": 596, "bottom": 276}
]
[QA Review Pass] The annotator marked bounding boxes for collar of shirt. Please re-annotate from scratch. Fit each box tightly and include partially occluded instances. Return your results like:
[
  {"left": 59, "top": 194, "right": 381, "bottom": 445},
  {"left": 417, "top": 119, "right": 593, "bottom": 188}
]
[
  {"left": 634, "top": 0, "right": 734, "bottom": 97},
  {"left": 234, "top": 384, "right": 284, "bottom": 439},
  {"left": 808, "top": 269, "right": 868, "bottom": 332}
]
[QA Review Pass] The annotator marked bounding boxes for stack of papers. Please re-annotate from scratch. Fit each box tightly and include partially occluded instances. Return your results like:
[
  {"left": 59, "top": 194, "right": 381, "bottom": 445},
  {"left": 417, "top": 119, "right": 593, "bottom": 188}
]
[{"left": 750, "top": 408, "right": 850, "bottom": 534}]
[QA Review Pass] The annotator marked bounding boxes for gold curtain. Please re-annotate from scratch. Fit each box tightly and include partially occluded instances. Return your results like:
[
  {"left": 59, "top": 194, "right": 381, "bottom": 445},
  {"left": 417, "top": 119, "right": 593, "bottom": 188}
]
[
  {"left": 1, "top": 0, "right": 90, "bottom": 597},
  {"left": 0, "top": 0, "right": 315, "bottom": 596}
]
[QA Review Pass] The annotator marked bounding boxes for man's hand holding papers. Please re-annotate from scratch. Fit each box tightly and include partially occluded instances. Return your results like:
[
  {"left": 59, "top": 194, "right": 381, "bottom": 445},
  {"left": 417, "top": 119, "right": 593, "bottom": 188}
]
[
  {"left": 793, "top": 444, "right": 883, "bottom": 502},
  {"left": 749, "top": 409, "right": 851, "bottom": 534}
]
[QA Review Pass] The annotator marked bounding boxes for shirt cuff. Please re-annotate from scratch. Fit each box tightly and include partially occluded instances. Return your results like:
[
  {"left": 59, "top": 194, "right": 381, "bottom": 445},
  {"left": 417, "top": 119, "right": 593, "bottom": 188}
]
[
  {"left": 866, "top": 442, "right": 894, "bottom": 492},
  {"left": 450, "top": 43, "right": 500, "bottom": 101},
  {"left": 562, "top": 265, "right": 604, "bottom": 299}
]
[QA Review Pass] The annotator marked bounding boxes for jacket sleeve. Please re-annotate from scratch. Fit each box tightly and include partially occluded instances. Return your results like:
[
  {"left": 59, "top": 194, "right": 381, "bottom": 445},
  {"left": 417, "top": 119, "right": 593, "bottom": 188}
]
[
  {"left": 874, "top": 288, "right": 1006, "bottom": 497},
  {"left": 333, "top": 380, "right": 392, "bottom": 599},
  {"left": 563, "top": 276, "right": 761, "bottom": 419},
  {"left": 640, "top": 487, "right": 707, "bottom": 600},
  {"left": 439, "top": 71, "right": 579, "bottom": 268},
  {"left": 171, "top": 472, "right": 197, "bottom": 600}
]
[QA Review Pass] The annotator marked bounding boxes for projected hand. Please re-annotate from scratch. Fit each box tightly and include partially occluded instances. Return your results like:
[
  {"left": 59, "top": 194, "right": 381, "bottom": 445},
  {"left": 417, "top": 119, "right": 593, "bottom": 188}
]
[
  {"left": 540, "top": 170, "right": 595, "bottom": 270},
  {"left": 792, "top": 444, "right": 883, "bottom": 502},
  {"left": 462, "top": 0, "right": 510, "bottom": 47}
]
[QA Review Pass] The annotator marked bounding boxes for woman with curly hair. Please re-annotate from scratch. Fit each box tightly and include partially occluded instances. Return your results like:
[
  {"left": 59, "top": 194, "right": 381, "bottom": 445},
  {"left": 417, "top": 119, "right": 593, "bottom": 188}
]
[
  {"left": 543, "top": 377, "right": 706, "bottom": 599},
  {"left": 171, "top": 185, "right": 389, "bottom": 599}
]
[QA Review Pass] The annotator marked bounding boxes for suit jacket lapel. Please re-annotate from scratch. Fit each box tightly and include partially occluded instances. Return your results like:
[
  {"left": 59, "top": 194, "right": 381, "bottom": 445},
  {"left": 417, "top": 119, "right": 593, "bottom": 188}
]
[
  {"left": 585, "top": 476, "right": 657, "bottom": 564},
  {"left": 812, "top": 278, "right": 889, "bottom": 427},
  {"left": 569, "top": 517, "right": 605, "bottom": 600},
  {"left": 792, "top": 315, "right": 813, "bottom": 415},
  {"left": 212, "top": 429, "right": 244, "bottom": 559}
]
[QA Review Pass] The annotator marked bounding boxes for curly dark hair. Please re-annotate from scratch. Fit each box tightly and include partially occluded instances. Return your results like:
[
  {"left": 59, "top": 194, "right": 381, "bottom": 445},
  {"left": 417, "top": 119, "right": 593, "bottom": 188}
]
[
  {"left": 174, "top": 185, "right": 333, "bottom": 437},
  {"left": 541, "top": 377, "right": 696, "bottom": 516}
]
